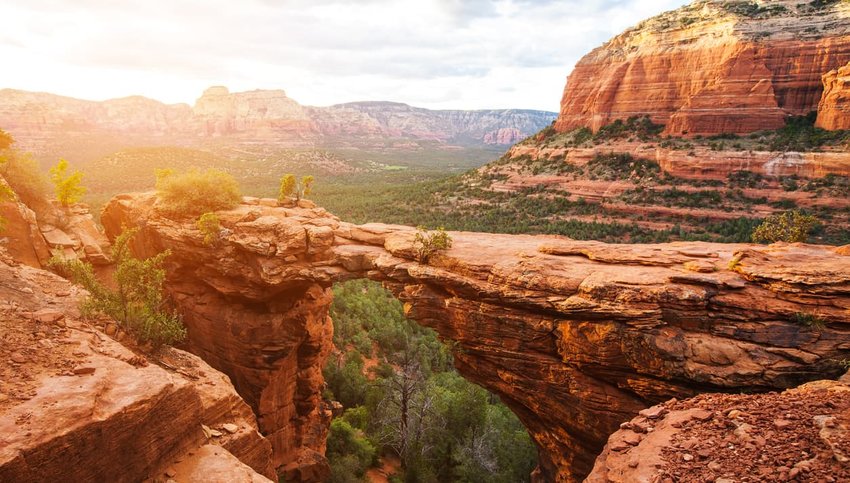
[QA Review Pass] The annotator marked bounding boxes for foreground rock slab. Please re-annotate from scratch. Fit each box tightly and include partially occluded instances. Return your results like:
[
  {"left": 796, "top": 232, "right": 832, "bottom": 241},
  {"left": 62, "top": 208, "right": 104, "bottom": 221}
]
[
  {"left": 103, "top": 193, "right": 850, "bottom": 482},
  {"left": 0, "top": 257, "right": 275, "bottom": 482}
]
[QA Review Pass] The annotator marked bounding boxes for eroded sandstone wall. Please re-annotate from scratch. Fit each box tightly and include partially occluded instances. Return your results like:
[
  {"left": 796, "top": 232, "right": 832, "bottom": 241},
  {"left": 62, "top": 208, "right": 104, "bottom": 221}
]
[
  {"left": 555, "top": 1, "right": 850, "bottom": 136},
  {"left": 817, "top": 61, "right": 850, "bottom": 130}
]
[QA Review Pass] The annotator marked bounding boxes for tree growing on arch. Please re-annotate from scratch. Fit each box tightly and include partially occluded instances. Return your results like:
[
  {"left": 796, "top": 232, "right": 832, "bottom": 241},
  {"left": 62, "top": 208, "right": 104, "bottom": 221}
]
[{"left": 49, "top": 159, "right": 86, "bottom": 207}]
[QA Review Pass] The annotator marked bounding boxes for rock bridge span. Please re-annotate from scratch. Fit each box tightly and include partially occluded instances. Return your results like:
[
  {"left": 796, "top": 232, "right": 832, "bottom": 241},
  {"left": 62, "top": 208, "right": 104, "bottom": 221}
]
[{"left": 102, "top": 193, "right": 850, "bottom": 482}]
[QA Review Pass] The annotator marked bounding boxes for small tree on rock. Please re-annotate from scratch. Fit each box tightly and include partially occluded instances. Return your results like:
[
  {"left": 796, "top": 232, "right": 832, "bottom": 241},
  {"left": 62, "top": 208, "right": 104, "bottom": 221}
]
[
  {"left": 412, "top": 226, "right": 452, "bottom": 263},
  {"left": 48, "top": 227, "right": 186, "bottom": 350},
  {"left": 196, "top": 212, "right": 222, "bottom": 246},
  {"left": 752, "top": 210, "right": 818, "bottom": 244},
  {"left": 278, "top": 174, "right": 314, "bottom": 203},
  {"left": 49, "top": 159, "right": 86, "bottom": 207}
]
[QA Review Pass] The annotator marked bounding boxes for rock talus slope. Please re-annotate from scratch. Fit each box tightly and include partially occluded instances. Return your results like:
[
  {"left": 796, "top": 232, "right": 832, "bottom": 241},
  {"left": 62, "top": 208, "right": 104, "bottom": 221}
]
[
  {"left": 555, "top": 0, "right": 850, "bottom": 135},
  {"left": 587, "top": 374, "right": 850, "bottom": 482},
  {"left": 103, "top": 193, "right": 850, "bottom": 482}
]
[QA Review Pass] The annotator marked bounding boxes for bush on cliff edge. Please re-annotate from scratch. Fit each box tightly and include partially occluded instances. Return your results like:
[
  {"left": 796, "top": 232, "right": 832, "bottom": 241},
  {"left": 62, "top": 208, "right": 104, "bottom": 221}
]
[
  {"left": 155, "top": 167, "right": 241, "bottom": 217},
  {"left": 49, "top": 227, "right": 186, "bottom": 350}
]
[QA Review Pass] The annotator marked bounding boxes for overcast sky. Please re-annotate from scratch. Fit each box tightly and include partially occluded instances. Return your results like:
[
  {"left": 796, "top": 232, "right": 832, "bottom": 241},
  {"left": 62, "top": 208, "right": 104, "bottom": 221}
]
[{"left": 0, "top": 0, "right": 687, "bottom": 111}]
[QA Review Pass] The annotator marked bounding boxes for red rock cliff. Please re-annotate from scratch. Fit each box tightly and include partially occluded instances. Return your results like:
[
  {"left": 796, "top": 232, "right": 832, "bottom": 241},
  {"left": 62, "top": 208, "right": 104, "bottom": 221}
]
[
  {"left": 555, "top": 0, "right": 850, "bottom": 136},
  {"left": 817, "top": 61, "right": 850, "bottom": 130},
  {"left": 0, "top": 254, "right": 275, "bottom": 482},
  {"left": 102, "top": 193, "right": 850, "bottom": 482}
]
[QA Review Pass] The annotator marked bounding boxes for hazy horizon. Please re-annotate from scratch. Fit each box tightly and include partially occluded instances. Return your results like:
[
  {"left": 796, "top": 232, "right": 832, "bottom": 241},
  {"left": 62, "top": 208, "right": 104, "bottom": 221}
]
[{"left": 1, "top": 0, "right": 687, "bottom": 112}]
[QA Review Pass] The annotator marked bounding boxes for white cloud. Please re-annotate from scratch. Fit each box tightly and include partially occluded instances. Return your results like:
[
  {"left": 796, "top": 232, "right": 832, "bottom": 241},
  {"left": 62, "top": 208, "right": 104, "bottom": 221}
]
[{"left": 0, "top": 0, "right": 687, "bottom": 110}]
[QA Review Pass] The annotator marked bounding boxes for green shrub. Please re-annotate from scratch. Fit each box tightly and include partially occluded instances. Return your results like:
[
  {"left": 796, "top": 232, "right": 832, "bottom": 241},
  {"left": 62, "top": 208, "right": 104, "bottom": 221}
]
[
  {"left": 278, "top": 173, "right": 315, "bottom": 202},
  {"left": 766, "top": 112, "right": 850, "bottom": 152},
  {"left": 49, "top": 159, "right": 86, "bottom": 207},
  {"left": 728, "top": 170, "right": 765, "bottom": 188},
  {"left": 594, "top": 115, "right": 664, "bottom": 142},
  {"left": 792, "top": 312, "right": 826, "bottom": 331},
  {"left": 48, "top": 228, "right": 186, "bottom": 349},
  {"left": 196, "top": 212, "right": 221, "bottom": 246},
  {"left": 155, "top": 168, "right": 241, "bottom": 216},
  {"left": 327, "top": 419, "right": 377, "bottom": 482},
  {"left": 413, "top": 226, "right": 452, "bottom": 263},
  {"left": 584, "top": 153, "right": 661, "bottom": 181},
  {"left": 722, "top": 1, "right": 788, "bottom": 17},
  {"left": 751, "top": 210, "right": 818, "bottom": 243}
]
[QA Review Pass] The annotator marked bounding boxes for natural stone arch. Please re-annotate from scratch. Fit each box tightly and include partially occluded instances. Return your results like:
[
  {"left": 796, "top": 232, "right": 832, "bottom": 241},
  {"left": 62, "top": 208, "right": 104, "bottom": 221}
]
[{"left": 103, "top": 193, "right": 850, "bottom": 483}]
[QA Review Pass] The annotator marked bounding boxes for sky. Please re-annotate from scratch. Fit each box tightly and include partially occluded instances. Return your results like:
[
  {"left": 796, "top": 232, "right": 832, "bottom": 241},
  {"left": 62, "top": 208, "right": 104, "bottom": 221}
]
[{"left": 0, "top": 0, "right": 688, "bottom": 111}]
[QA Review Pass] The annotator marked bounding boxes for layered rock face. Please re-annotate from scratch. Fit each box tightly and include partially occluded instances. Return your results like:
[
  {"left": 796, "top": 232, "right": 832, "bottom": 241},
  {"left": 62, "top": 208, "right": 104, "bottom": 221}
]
[
  {"left": 103, "top": 193, "right": 850, "bottom": 482},
  {"left": 817, "top": 62, "right": 850, "bottom": 130},
  {"left": 0, "top": 254, "right": 275, "bottom": 482},
  {"left": 555, "top": 0, "right": 850, "bottom": 136},
  {"left": 0, "top": 87, "right": 556, "bottom": 152},
  {"left": 193, "top": 86, "right": 312, "bottom": 137}
]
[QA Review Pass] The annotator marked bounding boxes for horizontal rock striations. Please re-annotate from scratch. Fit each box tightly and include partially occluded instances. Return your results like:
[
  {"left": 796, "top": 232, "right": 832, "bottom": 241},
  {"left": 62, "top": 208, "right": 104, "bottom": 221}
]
[
  {"left": 103, "top": 193, "right": 850, "bottom": 482},
  {"left": 554, "top": 0, "right": 850, "bottom": 136}
]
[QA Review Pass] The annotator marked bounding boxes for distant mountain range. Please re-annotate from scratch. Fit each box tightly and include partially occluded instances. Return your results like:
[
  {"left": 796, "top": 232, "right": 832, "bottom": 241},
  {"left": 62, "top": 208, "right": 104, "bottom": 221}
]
[{"left": 0, "top": 86, "right": 557, "bottom": 161}]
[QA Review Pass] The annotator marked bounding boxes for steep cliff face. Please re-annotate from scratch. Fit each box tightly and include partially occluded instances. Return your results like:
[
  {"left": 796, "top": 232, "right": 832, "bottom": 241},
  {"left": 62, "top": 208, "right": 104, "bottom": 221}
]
[
  {"left": 0, "top": 254, "right": 275, "bottom": 482},
  {"left": 817, "top": 61, "right": 850, "bottom": 130},
  {"left": 555, "top": 0, "right": 850, "bottom": 136},
  {"left": 102, "top": 193, "right": 850, "bottom": 482},
  {"left": 193, "top": 86, "right": 313, "bottom": 138}
]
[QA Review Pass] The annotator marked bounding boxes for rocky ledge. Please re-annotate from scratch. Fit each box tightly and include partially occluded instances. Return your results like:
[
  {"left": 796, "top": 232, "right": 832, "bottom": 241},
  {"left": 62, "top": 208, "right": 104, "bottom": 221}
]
[
  {"left": 102, "top": 193, "right": 850, "bottom": 482},
  {"left": 0, "top": 253, "right": 275, "bottom": 482}
]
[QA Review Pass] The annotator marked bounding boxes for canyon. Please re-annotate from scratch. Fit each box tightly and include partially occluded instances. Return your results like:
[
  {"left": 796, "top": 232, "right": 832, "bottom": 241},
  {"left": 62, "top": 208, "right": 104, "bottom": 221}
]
[
  {"left": 91, "top": 192, "right": 850, "bottom": 482},
  {"left": 555, "top": 0, "right": 850, "bottom": 136},
  {"left": 416, "top": 1, "right": 850, "bottom": 247},
  {"left": 3, "top": 1, "right": 850, "bottom": 482}
]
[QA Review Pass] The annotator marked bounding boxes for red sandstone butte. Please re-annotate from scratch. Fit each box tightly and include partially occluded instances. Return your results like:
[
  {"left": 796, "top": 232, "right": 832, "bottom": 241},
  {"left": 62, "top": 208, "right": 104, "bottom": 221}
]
[{"left": 555, "top": 1, "right": 850, "bottom": 136}]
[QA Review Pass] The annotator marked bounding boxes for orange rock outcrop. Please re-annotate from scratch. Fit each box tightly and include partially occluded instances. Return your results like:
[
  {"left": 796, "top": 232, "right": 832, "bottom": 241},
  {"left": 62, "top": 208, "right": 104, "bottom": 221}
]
[
  {"left": 103, "top": 193, "right": 850, "bottom": 482},
  {"left": 555, "top": 0, "right": 850, "bottom": 136},
  {"left": 0, "top": 255, "right": 275, "bottom": 482},
  {"left": 816, "top": 61, "right": 850, "bottom": 130}
]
